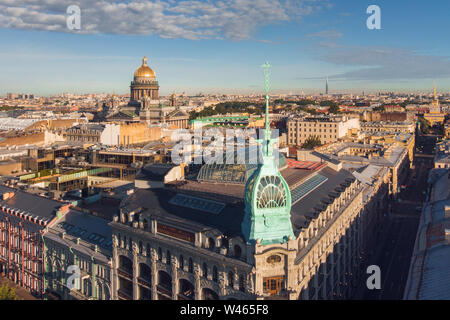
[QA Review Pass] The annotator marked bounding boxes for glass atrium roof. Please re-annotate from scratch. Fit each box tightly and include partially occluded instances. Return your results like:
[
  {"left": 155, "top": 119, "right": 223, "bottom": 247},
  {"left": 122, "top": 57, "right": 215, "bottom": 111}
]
[
  {"left": 291, "top": 174, "right": 328, "bottom": 204},
  {"left": 169, "top": 193, "right": 225, "bottom": 214},
  {"left": 197, "top": 148, "right": 287, "bottom": 184}
]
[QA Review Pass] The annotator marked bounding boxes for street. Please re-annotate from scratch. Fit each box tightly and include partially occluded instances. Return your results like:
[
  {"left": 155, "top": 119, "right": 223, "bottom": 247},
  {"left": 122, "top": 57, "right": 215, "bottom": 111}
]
[{"left": 354, "top": 132, "right": 438, "bottom": 300}]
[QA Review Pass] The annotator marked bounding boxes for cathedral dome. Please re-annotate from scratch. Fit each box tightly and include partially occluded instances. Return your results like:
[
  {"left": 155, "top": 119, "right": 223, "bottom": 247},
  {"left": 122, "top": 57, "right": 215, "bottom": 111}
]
[{"left": 134, "top": 56, "right": 156, "bottom": 79}]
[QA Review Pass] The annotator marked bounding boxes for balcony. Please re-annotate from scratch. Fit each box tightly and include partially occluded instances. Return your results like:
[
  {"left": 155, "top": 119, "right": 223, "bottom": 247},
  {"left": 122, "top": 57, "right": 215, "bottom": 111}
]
[
  {"left": 118, "top": 268, "right": 133, "bottom": 280},
  {"left": 118, "top": 289, "right": 133, "bottom": 300},
  {"left": 177, "top": 293, "right": 194, "bottom": 300},
  {"left": 263, "top": 290, "right": 290, "bottom": 300},
  {"left": 137, "top": 277, "right": 151, "bottom": 288},
  {"left": 157, "top": 285, "right": 172, "bottom": 299}
]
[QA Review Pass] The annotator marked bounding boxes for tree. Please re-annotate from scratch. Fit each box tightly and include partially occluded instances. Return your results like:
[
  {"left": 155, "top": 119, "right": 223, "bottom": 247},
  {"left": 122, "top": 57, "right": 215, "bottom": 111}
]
[
  {"left": 418, "top": 117, "right": 431, "bottom": 134},
  {"left": 328, "top": 105, "right": 340, "bottom": 114},
  {"left": 302, "top": 135, "right": 322, "bottom": 149},
  {"left": 373, "top": 105, "right": 385, "bottom": 112},
  {"left": 0, "top": 283, "right": 19, "bottom": 300}
]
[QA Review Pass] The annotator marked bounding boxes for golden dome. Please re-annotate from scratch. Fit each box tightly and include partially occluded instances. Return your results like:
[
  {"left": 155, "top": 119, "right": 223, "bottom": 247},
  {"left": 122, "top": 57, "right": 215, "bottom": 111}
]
[{"left": 134, "top": 56, "right": 156, "bottom": 79}]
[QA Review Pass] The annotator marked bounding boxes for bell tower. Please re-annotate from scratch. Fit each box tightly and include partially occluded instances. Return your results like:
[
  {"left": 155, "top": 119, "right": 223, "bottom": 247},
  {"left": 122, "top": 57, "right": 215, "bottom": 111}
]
[{"left": 241, "top": 62, "right": 295, "bottom": 245}]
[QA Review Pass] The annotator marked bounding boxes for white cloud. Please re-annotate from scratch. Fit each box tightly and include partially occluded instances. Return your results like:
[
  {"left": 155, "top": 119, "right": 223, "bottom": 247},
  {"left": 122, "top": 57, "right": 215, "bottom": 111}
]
[{"left": 0, "top": 0, "right": 325, "bottom": 40}]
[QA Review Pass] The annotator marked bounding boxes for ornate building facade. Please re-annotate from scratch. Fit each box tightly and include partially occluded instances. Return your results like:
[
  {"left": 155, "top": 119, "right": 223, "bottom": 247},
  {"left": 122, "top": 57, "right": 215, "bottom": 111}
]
[{"left": 108, "top": 64, "right": 375, "bottom": 300}]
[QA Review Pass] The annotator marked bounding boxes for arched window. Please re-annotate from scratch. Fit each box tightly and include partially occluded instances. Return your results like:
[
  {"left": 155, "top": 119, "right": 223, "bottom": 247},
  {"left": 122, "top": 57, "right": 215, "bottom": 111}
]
[
  {"left": 208, "top": 238, "right": 215, "bottom": 249},
  {"left": 188, "top": 258, "right": 193, "bottom": 273},
  {"left": 129, "top": 237, "right": 133, "bottom": 251},
  {"left": 267, "top": 255, "right": 281, "bottom": 264},
  {"left": 234, "top": 245, "right": 242, "bottom": 259},
  {"left": 202, "top": 263, "right": 208, "bottom": 278},
  {"left": 146, "top": 244, "right": 151, "bottom": 257},
  {"left": 213, "top": 266, "right": 218, "bottom": 283},
  {"left": 228, "top": 271, "right": 234, "bottom": 287},
  {"left": 167, "top": 250, "right": 171, "bottom": 265},
  {"left": 139, "top": 241, "right": 143, "bottom": 255},
  {"left": 143, "top": 219, "right": 148, "bottom": 231},
  {"left": 179, "top": 255, "right": 184, "bottom": 270},
  {"left": 118, "top": 234, "right": 121, "bottom": 247},
  {"left": 158, "top": 247, "right": 162, "bottom": 261}
]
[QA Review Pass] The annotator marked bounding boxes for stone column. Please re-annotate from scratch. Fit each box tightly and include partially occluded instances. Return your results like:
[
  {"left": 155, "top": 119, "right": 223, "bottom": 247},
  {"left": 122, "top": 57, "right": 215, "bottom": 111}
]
[
  {"left": 171, "top": 256, "right": 178, "bottom": 300},
  {"left": 111, "top": 235, "right": 118, "bottom": 300},
  {"left": 150, "top": 248, "right": 157, "bottom": 300},
  {"left": 219, "top": 271, "right": 226, "bottom": 296},
  {"left": 132, "top": 242, "right": 138, "bottom": 300},
  {"left": 194, "top": 264, "right": 201, "bottom": 300},
  {"left": 322, "top": 259, "right": 328, "bottom": 300}
]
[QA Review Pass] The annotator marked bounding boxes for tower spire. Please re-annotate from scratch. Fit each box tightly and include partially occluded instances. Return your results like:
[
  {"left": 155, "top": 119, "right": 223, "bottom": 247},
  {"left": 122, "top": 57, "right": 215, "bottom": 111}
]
[
  {"left": 434, "top": 80, "right": 437, "bottom": 100},
  {"left": 261, "top": 61, "right": 272, "bottom": 156},
  {"left": 241, "top": 62, "right": 295, "bottom": 246}
]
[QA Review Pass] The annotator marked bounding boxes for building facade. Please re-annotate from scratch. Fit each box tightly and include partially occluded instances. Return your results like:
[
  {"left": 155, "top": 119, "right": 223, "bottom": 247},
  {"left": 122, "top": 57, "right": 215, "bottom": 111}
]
[
  {"left": 0, "top": 186, "right": 71, "bottom": 297},
  {"left": 287, "top": 116, "right": 360, "bottom": 146},
  {"left": 109, "top": 79, "right": 372, "bottom": 300},
  {"left": 43, "top": 209, "right": 112, "bottom": 300}
]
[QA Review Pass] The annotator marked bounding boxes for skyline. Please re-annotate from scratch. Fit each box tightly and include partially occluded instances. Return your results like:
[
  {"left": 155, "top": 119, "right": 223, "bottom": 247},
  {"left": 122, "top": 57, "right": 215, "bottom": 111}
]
[{"left": 1, "top": 0, "right": 450, "bottom": 95}]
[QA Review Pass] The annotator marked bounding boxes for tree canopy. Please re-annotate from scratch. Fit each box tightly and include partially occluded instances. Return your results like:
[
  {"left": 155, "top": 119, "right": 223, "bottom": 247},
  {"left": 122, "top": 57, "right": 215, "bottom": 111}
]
[
  {"left": 189, "top": 102, "right": 264, "bottom": 120},
  {"left": 0, "top": 283, "right": 19, "bottom": 300},
  {"left": 327, "top": 105, "right": 340, "bottom": 114},
  {"left": 302, "top": 135, "right": 322, "bottom": 149}
]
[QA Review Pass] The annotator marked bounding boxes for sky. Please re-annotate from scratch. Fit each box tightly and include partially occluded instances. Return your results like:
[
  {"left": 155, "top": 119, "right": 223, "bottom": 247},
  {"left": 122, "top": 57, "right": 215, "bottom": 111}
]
[{"left": 0, "top": 0, "right": 449, "bottom": 96}]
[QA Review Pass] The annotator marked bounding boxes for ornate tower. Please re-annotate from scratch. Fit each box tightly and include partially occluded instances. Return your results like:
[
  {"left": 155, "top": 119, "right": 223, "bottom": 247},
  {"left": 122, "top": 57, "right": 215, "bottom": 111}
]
[
  {"left": 241, "top": 62, "right": 295, "bottom": 245},
  {"left": 130, "top": 56, "right": 160, "bottom": 104}
]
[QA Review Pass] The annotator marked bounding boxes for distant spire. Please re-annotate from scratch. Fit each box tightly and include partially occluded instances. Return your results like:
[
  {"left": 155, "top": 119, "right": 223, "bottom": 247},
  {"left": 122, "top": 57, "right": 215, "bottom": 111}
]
[
  {"left": 433, "top": 80, "right": 437, "bottom": 100},
  {"left": 142, "top": 56, "right": 148, "bottom": 66}
]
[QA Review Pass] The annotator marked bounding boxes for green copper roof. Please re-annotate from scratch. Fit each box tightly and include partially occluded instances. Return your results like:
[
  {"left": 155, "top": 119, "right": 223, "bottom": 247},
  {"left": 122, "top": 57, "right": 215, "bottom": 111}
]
[{"left": 241, "top": 62, "right": 295, "bottom": 245}]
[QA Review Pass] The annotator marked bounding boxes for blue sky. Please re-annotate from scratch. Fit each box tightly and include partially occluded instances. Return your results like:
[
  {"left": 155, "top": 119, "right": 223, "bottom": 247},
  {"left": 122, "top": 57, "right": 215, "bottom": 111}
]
[{"left": 0, "top": 0, "right": 449, "bottom": 96}]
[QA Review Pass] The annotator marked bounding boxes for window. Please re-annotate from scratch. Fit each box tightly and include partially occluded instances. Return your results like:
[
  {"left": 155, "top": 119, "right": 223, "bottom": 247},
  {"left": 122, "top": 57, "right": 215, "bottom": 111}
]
[
  {"left": 202, "top": 263, "right": 208, "bottom": 278},
  {"left": 179, "top": 255, "right": 184, "bottom": 270},
  {"left": 213, "top": 266, "right": 218, "bottom": 283},
  {"left": 167, "top": 250, "right": 171, "bottom": 265},
  {"left": 188, "top": 258, "right": 194, "bottom": 273},
  {"left": 158, "top": 247, "right": 162, "bottom": 261},
  {"left": 234, "top": 245, "right": 242, "bottom": 259},
  {"left": 208, "top": 238, "right": 215, "bottom": 249},
  {"left": 146, "top": 244, "right": 151, "bottom": 257},
  {"left": 139, "top": 241, "right": 143, "bottom": 255},
  {"left": 267, "top": 255, "right": 281, "bottom": 264},
  {"left": 228, "top": 271, "right": 234, "bottom": 287},
  {"left": 239, "top": 275, "right": 245, "bottom": 292}
]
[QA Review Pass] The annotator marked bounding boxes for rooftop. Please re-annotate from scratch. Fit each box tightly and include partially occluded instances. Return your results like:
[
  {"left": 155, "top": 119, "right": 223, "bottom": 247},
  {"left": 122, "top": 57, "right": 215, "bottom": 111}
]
[{"left": 0, "top": 184, "right": 67, "bottom": 221}]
